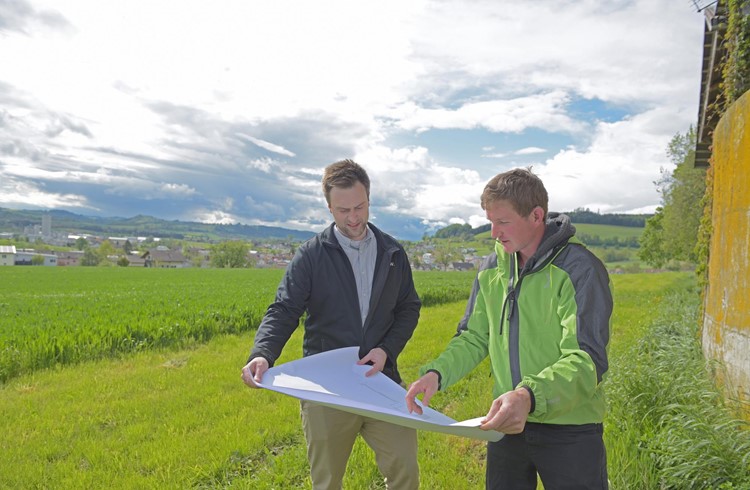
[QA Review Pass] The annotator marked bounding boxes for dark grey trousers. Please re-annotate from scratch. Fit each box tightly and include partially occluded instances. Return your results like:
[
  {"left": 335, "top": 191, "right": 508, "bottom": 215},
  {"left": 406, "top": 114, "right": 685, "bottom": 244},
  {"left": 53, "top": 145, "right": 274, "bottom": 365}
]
[{"left": 485, "top": 422, "right": 608, "bottom": 490}]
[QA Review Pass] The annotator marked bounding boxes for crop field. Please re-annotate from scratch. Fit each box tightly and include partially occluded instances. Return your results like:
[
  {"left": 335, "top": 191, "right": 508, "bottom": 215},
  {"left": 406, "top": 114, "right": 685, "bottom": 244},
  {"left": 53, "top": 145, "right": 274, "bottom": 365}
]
[
  {"left": 0, "top": 267, "right": 474, "bottom": 383},
  {"left": 5, "top": 268, "right": 743, "bottom": 489},
  {"left": 0, "top": 268, "right": 279, "bottom": 383}
]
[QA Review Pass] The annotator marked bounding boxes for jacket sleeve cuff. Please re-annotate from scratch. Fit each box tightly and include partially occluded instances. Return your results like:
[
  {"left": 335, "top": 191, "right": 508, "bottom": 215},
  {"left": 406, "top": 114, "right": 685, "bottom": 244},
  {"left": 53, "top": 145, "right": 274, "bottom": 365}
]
[
  {"left": 247, "top": 352, "right": 274, "bottom": 367},
  {"left": 519, "top": 385, "right": 536, "bottom": 414},
  {"left": 425, "top": 369, "right": 442, "bottom": 391},
  {"left": 377, "top": 344, "right": 394, "bottom": 363}
]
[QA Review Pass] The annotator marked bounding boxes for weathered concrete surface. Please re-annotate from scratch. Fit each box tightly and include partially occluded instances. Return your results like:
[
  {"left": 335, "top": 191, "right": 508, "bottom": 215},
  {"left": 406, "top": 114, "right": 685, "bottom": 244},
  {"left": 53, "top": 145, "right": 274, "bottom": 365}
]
[{"left": 703, "top": 90, "right": 750, "bottom": 419}]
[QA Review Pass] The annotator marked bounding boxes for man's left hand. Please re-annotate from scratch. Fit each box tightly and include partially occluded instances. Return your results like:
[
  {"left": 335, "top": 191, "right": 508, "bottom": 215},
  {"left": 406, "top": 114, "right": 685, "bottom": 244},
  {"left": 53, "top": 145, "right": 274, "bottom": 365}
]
[{"left": 357, "top": 347, "right": 387, "bottom": 377}]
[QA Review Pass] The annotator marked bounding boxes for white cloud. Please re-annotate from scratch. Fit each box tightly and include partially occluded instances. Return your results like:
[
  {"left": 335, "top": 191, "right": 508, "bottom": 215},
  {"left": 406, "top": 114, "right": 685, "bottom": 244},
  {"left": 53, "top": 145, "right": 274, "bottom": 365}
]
[
  {"left": 393, "top": 91, "right": 585, "bottom": 134},
  {"left": 538, "top": 107, "right": 678, "bottom": 213},
  {"left": 159, "top": 183, "right": 196, "bottom": 197},
  {"left": 406, "top": 0, "right": 701, "bottom": 107},
  {"left": 516, "top": 147, "right": 547, "bottom": 155},
  {"left": 353, "top": 144, "right": 485, "bottom": 227},
  {"left": 236, "top": 134, "right": 296, "bottom": 157},
  {"left": 193, "top": 209, "right": 239, "bottom": 225},
  {"left": 0, "top": 178, "right": 90, "bottom": 209},
  {"left": 0, "top": 0, "right": 705, "bottom": 239},
  {"left": 246, "top": 158, "right": 276, "bottom": 173}
]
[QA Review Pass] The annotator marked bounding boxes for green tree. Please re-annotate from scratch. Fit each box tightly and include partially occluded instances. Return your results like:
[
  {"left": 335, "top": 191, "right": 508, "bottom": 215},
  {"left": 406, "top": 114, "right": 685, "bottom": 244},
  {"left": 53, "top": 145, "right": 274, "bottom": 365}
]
[
  {"left": 638, "top": 209, "right": 667, "bottom": 268},
  {"left": 210, "top": 241, "right": 250, "bottom": 268},
  {"left": 432, "top": 245, "right": 455, "bottom": 270},
  {"left": 639, "top": 128, "right": 706, "bottom": 267},
  {"left": 81, "top": 248, "right": 100, "bottom": 266},
  {"left": 31, "top": 254, "right": 45, "bottom": 266},
  {"left": 191, "top": 255, "right": 205, "bottom": 268},
  {"left": 181, "top": 246, "right": 205, "bottom": 268},
  {"left": 97, "top": 240, "right": 117, "bottom": 264},
  {"left": 411, "top": 252, "right": 423, "bottom": 270},
  {"left": 434, "top": 223, "right": 473, "bottom": 239},
  {"left": 75, "top": 237, "right": 88, "bottom": 250},
  {"left": 116, "top": 256, "right": 130, "bottom": 267}
]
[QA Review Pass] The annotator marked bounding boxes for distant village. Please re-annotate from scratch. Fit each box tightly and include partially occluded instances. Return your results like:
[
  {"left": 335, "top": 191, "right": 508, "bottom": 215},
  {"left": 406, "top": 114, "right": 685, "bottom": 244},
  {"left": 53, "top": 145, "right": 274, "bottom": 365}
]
[{"left": 0, "top": 214, "right": 481, "bottom": 272}]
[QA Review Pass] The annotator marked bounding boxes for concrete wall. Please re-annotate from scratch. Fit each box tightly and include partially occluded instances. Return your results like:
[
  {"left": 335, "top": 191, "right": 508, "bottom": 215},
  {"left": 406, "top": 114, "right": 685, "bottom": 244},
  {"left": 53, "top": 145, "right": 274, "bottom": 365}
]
[{"left": 702, "top": 90, "right": 750, "bottom": 418}]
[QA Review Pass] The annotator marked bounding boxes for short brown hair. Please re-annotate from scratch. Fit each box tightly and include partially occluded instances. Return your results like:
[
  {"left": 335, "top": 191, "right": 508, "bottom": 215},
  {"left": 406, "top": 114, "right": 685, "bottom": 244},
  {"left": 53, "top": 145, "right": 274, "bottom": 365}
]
[
  {"left": 481, "top": 167, "right": 548, "bottom": 218},
  {"left": 322, "top": 159, "right": 371, "bottom": 206}
]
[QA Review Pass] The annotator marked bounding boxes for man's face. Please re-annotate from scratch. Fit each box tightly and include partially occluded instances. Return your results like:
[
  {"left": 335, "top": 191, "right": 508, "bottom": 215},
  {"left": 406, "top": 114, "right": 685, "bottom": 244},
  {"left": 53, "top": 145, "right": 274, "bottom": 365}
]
[
  {"left": 328, "top": 181, "right": 369, "bottom": 241},
  {"left": 486, "top": 199, "right": 543, "bottom": 258}
]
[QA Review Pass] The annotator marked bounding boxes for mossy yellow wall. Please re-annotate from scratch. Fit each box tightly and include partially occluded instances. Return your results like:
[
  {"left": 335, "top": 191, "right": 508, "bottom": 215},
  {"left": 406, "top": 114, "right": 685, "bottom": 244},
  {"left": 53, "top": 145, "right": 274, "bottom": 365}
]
[{"left": 703, "top": 90, "right": 750, "bottom": 419}]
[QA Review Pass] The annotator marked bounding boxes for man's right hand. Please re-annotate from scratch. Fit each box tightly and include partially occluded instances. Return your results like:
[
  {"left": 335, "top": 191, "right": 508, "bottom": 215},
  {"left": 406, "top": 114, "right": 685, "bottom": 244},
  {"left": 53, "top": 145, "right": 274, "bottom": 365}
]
[
  {"left": 405, "top": 371, "right": 440, "bottom": 415},
  {"left": 241, "top": 357, "right": 269, "bottom": 388}
]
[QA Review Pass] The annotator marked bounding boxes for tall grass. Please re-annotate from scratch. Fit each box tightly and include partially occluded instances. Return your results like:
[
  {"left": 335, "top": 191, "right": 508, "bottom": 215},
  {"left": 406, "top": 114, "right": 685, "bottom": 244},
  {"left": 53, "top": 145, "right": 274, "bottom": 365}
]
[
  {"left": 412, "top": 270, "right": 474, "bottom": 307},
  {"left": 605, "top": 287, "right": 750, "bottom": 489},
  {"left": 0, "top": 268, "right": 280, "bottom": 383},
  {"left": 0, "top": 268, "right": 474, "bottom": 384},
  {"left": 3, "top": 269, "right": 748, "bottom": 488},
  {"left": 0, "top": 304, "right": 490, "bottom": 489}
]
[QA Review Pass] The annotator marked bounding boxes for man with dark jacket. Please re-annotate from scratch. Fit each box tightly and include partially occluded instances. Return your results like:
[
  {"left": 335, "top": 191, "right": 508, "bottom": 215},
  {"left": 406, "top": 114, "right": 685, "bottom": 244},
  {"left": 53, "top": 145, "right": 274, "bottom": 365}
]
[{"left": 242, "top": 159, "right": 421, "bottom": 490}]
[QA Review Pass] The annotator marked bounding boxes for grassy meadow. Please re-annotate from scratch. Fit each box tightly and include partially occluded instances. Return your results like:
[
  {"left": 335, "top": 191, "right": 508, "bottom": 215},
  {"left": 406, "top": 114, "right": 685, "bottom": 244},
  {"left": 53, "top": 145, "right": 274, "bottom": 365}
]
[
  {"left": 1, "top": 267, "right": 747, "bottom": 488},
  {"left": 573, "top": 223, "right": 643, "bottom": 240},
  {"left": 0, "top": 267, "right": 478, "bottom": 384}
]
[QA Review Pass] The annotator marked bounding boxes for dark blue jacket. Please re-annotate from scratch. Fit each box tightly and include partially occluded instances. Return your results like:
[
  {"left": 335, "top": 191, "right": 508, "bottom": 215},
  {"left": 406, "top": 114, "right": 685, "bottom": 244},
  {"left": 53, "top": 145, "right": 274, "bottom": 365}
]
[{"left": 248, "top": 222, "right": 421, "bottom": 384}]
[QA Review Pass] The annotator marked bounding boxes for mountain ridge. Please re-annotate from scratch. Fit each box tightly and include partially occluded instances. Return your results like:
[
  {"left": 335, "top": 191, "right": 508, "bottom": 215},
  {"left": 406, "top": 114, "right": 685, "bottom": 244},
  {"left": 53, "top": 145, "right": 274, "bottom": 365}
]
[
  {"left": 0, "top": 207, "right": 316, "bottom": 242},
  {"left": 1, "top": 207, "right": 651, "bottom": 244}
]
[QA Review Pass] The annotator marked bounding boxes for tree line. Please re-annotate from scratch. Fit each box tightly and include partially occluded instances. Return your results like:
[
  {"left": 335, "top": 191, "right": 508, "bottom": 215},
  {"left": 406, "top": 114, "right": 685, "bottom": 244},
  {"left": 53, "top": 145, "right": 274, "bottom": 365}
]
[{"left": 638, "top": 127, "right": 706, "bottom": 268}]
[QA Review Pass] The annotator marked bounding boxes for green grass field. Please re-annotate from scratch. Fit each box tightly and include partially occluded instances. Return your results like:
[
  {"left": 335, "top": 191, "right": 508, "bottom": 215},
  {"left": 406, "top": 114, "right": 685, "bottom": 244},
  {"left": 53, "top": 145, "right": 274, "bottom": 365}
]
[
  {"left": 0, "top": 268, "right": 282, "bottom": 383},
  {"left": 573, "top": 223, "right": 643, "bottom": 240},
  {"left": 0, "top": 268, "right": 475, "bottom": 384},
  {"left": 4, "top": 268, "right": 741, "bottom": 489}
]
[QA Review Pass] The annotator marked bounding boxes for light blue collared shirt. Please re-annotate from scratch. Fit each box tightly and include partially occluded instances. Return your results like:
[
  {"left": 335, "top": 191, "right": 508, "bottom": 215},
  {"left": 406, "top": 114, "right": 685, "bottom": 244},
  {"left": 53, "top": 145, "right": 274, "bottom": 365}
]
[{"left": 333, "top": 225, "right": 376, "bottom": 327}]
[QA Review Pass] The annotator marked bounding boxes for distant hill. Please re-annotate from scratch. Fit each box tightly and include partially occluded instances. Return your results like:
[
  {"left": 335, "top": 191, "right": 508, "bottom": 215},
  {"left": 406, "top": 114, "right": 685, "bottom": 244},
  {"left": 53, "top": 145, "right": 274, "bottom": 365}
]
[
  {"left": 0, "top": 208, "right": 316, "bottom": 242},
  {"left": 564, "top": 209, "right": 649, "bottom": 227},
  {"left": 433, "top": 209, "right": 650, "bottom": 239}
]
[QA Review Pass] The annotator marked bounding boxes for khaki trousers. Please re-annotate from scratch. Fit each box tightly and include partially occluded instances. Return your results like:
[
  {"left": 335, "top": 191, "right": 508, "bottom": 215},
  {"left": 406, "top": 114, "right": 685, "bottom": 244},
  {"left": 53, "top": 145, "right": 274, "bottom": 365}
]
[{"left": 300, "top": 401, "right": 419, "bottom": 490}]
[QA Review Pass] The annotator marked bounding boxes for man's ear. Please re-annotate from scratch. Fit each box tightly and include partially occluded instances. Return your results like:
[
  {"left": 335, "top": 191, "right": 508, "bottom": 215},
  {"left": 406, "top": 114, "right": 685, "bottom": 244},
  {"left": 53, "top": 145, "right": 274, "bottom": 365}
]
[{"left": 532, "top": 206, "right": 545, "bottom": 224}]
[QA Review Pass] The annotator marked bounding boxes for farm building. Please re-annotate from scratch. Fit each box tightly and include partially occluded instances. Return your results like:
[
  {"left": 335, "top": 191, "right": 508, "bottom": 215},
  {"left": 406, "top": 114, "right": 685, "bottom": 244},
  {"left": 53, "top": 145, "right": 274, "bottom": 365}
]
[
  {"left": 55, "top": 251, "right": 85, "bottom": 266},
  {"left": 142, "top": 249, "right": 188, "bottom": 268},
  {"left": 14, "top": 250, "right": 58, "bottom": 266}
]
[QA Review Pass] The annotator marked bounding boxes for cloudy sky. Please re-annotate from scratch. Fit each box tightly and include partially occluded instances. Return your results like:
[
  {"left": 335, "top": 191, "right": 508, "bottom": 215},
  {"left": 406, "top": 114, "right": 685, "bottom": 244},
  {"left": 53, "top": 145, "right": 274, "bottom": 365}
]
[{"left": 1, "top": 0, "right": 706, "bottom": 240}]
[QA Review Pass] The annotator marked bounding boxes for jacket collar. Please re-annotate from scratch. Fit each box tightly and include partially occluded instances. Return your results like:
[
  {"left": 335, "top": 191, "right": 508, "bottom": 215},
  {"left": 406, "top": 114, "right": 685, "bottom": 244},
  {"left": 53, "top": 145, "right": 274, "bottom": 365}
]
[{"left": 519, "top": 212, "right": 575, "bottom": 273}]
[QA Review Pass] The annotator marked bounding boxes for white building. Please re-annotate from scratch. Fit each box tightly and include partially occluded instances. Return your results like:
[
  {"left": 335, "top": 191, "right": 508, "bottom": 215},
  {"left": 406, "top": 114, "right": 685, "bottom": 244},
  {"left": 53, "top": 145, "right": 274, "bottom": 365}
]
[{"left": 0, "top": 245, "right": 16, "bottom": 266}]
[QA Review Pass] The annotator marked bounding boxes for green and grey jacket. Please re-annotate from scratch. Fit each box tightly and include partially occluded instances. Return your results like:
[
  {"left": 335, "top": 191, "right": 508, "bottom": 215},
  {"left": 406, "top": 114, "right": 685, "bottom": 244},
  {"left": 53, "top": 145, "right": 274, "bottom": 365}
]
[{"left": 420, "top": 213, "right": 613, "bottom": 425}]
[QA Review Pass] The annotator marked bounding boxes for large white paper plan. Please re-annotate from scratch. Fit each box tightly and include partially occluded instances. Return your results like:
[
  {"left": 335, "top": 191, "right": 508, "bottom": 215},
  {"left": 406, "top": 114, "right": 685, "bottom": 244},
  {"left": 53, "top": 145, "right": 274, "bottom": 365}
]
[{"left": 256, "top": 346, "right": 503, "bottom": 442}]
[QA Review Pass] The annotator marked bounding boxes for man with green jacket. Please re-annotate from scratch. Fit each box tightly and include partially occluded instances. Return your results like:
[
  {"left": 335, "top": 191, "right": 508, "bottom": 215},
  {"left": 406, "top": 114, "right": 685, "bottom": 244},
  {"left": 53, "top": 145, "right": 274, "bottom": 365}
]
[{"left": 406, "top": 167, "right": 612, "bottom": 489}]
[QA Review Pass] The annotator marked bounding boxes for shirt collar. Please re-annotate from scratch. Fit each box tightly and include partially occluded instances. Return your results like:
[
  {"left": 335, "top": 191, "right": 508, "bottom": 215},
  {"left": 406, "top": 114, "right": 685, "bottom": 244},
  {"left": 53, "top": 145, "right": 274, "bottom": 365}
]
[{"left": 333, "top": 224, "right": 372, "bottom": 249}]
